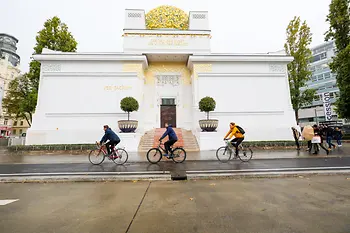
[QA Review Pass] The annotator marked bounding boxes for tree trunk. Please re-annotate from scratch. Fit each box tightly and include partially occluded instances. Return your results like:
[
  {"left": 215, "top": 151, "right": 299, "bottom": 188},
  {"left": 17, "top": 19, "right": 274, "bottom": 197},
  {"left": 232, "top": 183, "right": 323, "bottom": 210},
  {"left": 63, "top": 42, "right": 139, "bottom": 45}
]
[
  {"left": 128, "top": 112, "right": 130, "bottom": 121},
  {"left": 294, "top": 109, "right": 299, "bottom": 125},
  {"left": 24, "top": 114, "right": 31, "bottom": 127},
  {"left": 207, "top": 112, "right": 209, "bottom": 120}
]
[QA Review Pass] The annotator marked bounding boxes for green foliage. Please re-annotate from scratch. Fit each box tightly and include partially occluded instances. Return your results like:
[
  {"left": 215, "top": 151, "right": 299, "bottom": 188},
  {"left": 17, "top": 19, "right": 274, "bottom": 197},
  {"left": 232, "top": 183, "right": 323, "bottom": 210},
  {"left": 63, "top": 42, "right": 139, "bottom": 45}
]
[
  {"left": 199, "top": 96, "right": 216, "bottom": 120},
  {"left": 33, "top": 16, "right": 78, "bottom": 54},
  {"left": 120, "top": 97, "right": 139, "bottom": 121},
  {"left": 2, "top": 74, "right": 37, "bottom": 126},
  {"left": 284, "top": 16, "right": 315, "bottom": 121},
  {"left": 325, "top": 0, "right": 350, "bottom": 119},
  {"left": 3, "top": 16, "right": 78, "bottom": 126}
]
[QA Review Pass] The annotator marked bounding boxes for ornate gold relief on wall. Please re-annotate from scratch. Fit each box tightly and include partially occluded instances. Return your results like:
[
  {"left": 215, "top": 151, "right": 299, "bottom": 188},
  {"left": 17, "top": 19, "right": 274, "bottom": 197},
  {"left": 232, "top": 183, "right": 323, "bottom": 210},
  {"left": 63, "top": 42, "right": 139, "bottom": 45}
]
[
  {"left": 122, "top": 63, "right": 144, "bottom": 79},
  {"left": 144, "top": 62, "right": 191, "bottom": 85},
  {"left": 192, "top": 63, "right": 212, "bottom": 79}
]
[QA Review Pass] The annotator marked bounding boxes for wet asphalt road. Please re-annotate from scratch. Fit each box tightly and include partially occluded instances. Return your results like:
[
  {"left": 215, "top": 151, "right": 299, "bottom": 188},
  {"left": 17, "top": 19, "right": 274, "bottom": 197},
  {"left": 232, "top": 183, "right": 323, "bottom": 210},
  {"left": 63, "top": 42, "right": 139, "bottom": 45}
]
[
  {"left": 1, "top": 176, "right": 350, "bottom": 233},
  {"left": 0, "top": 157, "right": 350, "bottom": 176}
]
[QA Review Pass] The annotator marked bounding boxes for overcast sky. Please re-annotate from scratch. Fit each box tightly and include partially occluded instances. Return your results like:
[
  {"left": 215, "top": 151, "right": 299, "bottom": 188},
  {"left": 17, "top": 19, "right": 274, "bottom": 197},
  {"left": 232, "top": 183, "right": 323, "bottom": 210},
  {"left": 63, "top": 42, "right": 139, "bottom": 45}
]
[{"left": 1, "top": 0, "right": 332, "bottom": 72}]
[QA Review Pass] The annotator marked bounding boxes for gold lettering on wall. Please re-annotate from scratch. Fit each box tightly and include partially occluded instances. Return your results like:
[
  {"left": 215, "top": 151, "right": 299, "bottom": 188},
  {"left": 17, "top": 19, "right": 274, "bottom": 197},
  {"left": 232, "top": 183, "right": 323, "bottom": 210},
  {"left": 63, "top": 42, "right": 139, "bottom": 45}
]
[
  {"left": 148, "top": 38, "right": 188, "bottom": 46},
  {"left": 104, "top": 85, "right": 132, "bottom": 91}
]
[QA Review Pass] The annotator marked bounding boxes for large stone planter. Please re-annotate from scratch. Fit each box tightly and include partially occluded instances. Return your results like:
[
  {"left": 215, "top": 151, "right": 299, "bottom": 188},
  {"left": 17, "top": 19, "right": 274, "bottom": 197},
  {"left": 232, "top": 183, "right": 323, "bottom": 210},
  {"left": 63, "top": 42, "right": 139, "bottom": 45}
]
[
  {"left": 199, "top": 119, "right": 218, "bottom": 132},
  {"left": 118, "top": 120, "right": 138, "bottom": 133}
]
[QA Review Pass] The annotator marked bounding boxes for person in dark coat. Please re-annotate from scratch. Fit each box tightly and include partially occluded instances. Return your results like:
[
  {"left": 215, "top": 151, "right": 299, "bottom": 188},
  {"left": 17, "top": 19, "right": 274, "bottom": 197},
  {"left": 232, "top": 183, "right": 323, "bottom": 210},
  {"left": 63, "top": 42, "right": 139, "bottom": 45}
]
[
  {"left": 312, "top": 124, "right": 329, "bottom": 155},
  {"left": 99, "top": 125, "right": 120, "bottom": 155},
  {"left": 159, "top": 123, "right": 178, "bottom": 157},
  {"left": 324, "top": 125, "right": 336, "bottom": 149},
  {"left": 334, "top": 127, "right": 343, "bottom": 147},
  {"left": 291, "top": 127, "right": 301, "bottom": 150}
]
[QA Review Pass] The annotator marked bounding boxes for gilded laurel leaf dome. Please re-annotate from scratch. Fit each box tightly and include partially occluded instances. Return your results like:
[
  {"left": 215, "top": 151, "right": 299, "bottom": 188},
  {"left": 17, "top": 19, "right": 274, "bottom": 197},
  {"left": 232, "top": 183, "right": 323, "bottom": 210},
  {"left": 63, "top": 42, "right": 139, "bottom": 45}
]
[{"left": 146, "top": 5, "right": 189, "bottom": 30}]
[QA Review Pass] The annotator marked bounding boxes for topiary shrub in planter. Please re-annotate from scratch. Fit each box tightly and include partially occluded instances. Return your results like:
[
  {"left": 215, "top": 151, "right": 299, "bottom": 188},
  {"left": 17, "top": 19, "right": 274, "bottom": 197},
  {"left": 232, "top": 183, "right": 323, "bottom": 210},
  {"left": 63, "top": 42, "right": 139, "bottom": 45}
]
[
  {"left": 198, "top": 96, "right": 218, "bottom": 132},
  {"left": 118, "top": 97, "right": 139, "bottom": 133}
]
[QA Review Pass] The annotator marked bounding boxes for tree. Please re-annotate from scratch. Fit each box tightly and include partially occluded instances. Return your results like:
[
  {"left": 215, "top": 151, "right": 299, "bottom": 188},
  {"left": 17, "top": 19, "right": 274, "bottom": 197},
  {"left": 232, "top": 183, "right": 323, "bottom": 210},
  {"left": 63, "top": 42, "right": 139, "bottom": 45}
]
[
  {"left": 199, "top": 96, "right": 216, "bottom": 120},
  {"left": 120, "top": 97, "right": 139, "bottom": 121},
  {"left": 3, "top": 16, "right": 78, "bottom": 125},
  {"left": 284, "top": 16, "right": 316, "bottom": 122},
  {"left": 2, "top": 74, "right": 37, "bottom": 126},
  {"left": 29, "top": 16, "right": 78, "bottom": 90},
  {"left": 325, "top": 0, "right": 350, "bottom": 119}
]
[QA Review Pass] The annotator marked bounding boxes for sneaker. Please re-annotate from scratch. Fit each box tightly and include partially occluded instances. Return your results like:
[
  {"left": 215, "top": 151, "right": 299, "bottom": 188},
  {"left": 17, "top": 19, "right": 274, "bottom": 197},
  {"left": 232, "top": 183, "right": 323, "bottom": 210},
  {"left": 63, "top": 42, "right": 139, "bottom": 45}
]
[
  {"left": 326, "top": 149, "right": 330, "bottom": 155},
  {"left": 338, "top": 144, "right": 342, "bottom": 147}
]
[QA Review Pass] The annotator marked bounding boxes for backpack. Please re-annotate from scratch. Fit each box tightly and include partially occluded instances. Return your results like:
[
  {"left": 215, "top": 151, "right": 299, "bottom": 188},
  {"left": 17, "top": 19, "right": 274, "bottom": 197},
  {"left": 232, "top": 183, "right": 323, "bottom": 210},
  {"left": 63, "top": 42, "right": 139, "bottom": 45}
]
[{"left": 236, "top": 125, "right": 245, "bottom": 135}]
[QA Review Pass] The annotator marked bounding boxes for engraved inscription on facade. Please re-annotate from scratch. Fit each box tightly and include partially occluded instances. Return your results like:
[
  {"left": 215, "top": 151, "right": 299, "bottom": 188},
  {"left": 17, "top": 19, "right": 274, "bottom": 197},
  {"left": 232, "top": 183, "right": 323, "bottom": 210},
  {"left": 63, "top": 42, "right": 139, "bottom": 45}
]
[
  {"left": 269, "top": 64, "right": 286, "bottom": 73},
  {"left": 42, "top": 63, "right": 61, "bottom": 72},
  {"left": 156, "top": 75, "right": 180, "bottom": 86}
]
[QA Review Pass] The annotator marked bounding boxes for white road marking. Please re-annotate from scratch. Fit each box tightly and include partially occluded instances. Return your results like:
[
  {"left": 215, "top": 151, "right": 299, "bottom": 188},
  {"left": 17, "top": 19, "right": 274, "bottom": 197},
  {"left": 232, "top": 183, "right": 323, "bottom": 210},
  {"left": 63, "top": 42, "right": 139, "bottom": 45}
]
[{"left": 0, "top": 199, "right": 19, "bottom": 205}]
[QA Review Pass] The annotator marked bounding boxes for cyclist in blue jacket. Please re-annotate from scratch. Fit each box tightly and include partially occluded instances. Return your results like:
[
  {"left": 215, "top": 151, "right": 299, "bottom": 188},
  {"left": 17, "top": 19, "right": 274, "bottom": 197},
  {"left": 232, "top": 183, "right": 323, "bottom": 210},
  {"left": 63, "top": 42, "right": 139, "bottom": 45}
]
[
  {"left": 99, "top": 125, "right": 120, "bottom": 155},
  {"left": 159, "top": 123, "right": 178, "bottom": 157}
]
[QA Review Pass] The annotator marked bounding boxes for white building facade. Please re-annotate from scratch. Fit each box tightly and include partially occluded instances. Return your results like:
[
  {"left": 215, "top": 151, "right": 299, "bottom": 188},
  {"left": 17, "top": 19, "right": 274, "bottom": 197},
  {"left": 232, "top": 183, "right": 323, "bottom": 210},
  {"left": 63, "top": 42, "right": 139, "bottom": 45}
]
[{"left": 26, "top": 6, "right": 296, "bottom": 151}]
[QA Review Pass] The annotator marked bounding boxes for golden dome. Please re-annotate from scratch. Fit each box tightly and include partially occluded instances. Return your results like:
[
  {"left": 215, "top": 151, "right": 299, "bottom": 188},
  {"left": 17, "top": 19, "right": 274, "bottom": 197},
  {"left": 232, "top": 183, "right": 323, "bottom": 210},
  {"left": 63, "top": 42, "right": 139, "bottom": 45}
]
[{"left": 146, "top": 5, "right": 189, "bottom": 30}]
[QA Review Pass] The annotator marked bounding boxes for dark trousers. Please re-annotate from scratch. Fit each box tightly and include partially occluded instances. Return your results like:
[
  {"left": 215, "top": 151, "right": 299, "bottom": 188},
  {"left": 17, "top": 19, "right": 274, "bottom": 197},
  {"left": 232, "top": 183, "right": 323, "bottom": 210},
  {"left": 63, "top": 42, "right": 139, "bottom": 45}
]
[
  {"left": 164, "top": 139, "right": 177, "bottom": 155},
  {"left": 293, "top": 136, "right": 300, "bottom": 149},
  {"left": 231, "top": 138, "right": 244, "bottom": 155},
  {"left": 106, "top": 139, "right": 120, "bottom": 154},
  {"left": 326, "top": 136, "right": 336, "bottom": 148},
  {"left": 307, "top": 141, "right": 312, "bottom": 151},
  {"left": 313, "top": 142, "right": 328, "bottom": 154}
]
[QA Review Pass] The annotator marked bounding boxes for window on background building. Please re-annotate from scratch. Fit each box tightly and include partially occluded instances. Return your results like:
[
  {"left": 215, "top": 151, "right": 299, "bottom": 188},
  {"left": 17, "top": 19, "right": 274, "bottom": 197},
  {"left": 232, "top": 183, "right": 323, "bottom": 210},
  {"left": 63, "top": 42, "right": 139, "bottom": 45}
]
[
  {"left": 20, "top": 121, "right": 23, "bottom": 126},
  {"left": 13, "top": 121, "right": 17, "bottom": 126},
  {"left": 308, "top": 118, "right": 314, "bottom": 122},
  {"left": 314, "top": 95, "right": 321, "bottom": 101},
  {"left": 319, "top": 86, "right": 326, "bottom": 91},
  {"left": 13, "top": 129, "right": 16, "bottom": 135},
  {"left": 317, "top": 74, "right": 324, "bottom": 80},
  {"left": 19, "top": 129, "right": 23, "bottom": 135},
  {"left": 330, "top": 92, "right": 335, "bottom": 98},
  {"left": 312, "top": 76, "right": 317, "bottom": 82},
  {"left": 335, "top": 92, "right": 340, "bottom": 97},
  {"left": 324, "top": 73, "right": 331, "bottom": 79},
  {"left": 4, "top": 119, "right": 8, "bottom": 125}
]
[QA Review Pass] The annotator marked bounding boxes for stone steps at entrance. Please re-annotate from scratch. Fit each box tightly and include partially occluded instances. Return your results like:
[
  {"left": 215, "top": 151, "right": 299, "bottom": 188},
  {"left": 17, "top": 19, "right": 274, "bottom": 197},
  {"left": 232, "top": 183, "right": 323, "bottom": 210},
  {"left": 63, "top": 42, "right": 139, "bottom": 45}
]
[{"left": 138, "top": 128, "right": 199, "bottom": 152}]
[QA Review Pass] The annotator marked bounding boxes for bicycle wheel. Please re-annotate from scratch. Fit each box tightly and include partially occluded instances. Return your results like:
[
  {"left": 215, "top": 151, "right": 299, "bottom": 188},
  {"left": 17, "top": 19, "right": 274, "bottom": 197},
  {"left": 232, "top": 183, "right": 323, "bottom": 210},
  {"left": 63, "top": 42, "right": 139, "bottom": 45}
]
[
  {"left": 147, "top": 148, "right": 162, "bottom": 164},
  {"left": 216, "top": 146, "right": 232, "bottom": 162},
  {"left": 88, "top": 149, "right": 105, "bottom": 165},
  {"left": 238, "top": 147, "right": 253, "bottom": 162},
  {"left": 113, "top": 148, "right": 128, "bottom": 165},
  {"left": 172, "top": 148, "right": 186, "bottom": 163}
]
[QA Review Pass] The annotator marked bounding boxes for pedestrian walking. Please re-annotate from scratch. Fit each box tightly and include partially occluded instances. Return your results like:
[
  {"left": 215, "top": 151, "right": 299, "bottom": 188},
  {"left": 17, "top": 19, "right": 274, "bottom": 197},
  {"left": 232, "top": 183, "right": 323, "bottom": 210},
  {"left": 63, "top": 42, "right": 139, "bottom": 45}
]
[
  {"left": 302, "top": 125, "right": 314, "bottom": 152},
  {"left": 312, "top": 125, "right": 329, "bottom": 155},
  {"left": 334, "top": 127, "right": 343, "bottom": 147},
  {"left": 324, "top": 125, "right": 336, "bottom": 149},
  {"left": 291, "top": 127, "right": 301, "bottom": 150}
]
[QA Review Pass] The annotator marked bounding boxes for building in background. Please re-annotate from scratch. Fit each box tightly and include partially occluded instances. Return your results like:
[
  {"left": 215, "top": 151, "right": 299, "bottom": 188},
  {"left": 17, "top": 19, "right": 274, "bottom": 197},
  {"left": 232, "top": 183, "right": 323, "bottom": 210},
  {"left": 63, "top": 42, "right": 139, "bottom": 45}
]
[
  {"left": 0, "top": 33, "right": 21, "bottom": 137},
  {"left": 298, "top": 41, "right": 347, "bottom": 127},
  {"left": 26, "top": 6, "right": 296, "bottom": 150}
]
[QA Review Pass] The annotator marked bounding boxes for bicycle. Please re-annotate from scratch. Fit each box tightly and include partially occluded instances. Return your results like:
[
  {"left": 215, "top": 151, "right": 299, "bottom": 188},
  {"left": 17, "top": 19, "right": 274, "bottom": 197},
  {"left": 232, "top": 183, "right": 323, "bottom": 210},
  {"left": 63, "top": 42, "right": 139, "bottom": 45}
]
[
  {"left": 146, "top": 140, "right": 187, "bottom": 164},
  {"left": 88, "top": 141, "right": 128, "bottom": 165},
  {"left": 216, "top": 139, "right": 253, "bottom": 162}
]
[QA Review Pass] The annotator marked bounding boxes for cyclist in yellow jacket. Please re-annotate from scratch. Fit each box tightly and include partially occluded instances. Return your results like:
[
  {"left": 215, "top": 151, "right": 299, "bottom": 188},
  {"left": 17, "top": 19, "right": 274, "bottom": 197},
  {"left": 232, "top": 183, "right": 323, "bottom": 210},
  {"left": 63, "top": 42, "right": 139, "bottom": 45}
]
[{"left": 224, "top": 122, "right": 245, "bottom": 157}]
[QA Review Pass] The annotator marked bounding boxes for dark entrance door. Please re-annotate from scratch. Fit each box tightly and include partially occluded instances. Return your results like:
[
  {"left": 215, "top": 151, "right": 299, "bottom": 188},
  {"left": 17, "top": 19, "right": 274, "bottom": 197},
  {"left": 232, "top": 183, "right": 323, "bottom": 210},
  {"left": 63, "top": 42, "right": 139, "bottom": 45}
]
[{"left": 160, "top": 98, "right": 176, "bottom": 128}]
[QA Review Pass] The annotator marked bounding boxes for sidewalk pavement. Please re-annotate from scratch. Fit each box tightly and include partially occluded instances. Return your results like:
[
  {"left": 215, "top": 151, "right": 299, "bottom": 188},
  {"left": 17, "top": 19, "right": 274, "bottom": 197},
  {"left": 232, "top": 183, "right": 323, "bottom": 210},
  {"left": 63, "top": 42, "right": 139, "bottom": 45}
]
[{"left": 0, "top": 144, "right": 349, "bottom": 165}]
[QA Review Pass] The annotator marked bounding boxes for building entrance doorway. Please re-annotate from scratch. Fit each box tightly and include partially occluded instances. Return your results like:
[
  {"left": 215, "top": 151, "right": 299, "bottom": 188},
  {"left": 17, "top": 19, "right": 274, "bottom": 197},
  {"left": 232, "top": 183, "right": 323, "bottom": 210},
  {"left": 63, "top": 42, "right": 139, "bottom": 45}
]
[{"left": 160, "top": 98, "right": 176, "bottom": 128}]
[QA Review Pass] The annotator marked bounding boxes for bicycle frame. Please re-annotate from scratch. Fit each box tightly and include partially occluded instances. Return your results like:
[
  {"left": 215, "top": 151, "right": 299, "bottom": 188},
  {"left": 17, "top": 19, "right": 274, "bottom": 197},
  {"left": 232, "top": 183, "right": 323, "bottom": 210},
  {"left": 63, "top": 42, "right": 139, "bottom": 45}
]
[
  {"left": 224, "top": 140, "right": 244, "bottom": 152},
  {"left": 95, "top": 142, "right": 122, "bottom": 156},
  {"left": 157, "top": 141, "right": 175, "bottom": 154}
]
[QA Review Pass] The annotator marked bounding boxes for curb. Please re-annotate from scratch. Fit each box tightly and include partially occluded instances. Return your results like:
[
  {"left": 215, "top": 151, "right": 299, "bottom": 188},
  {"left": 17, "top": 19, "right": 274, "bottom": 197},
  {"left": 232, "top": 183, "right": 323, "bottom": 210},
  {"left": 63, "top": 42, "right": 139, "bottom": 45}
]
[
  {"left": 0, "top": 174, "right": 172, "bottom": 183},
  {"left": 187, "top": 169, "right": 350, "bottom": 180}
]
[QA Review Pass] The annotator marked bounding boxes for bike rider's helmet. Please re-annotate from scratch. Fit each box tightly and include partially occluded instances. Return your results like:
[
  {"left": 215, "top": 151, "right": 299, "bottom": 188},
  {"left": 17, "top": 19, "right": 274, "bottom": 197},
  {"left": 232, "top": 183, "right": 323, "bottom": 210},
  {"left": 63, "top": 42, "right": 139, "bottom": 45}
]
[{"left": 230, "top": 122, "right": 235, "bottom": 128}]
